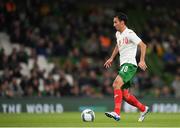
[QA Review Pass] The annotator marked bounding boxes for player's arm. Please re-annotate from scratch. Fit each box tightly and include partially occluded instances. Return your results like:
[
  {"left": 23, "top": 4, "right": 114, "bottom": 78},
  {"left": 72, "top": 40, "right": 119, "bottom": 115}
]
[
  {"left": 129, "top": 31, "right": 147, "bottom": 71},
  {"left": 104, "top": 44, "right": 119, "bottom": 68},
  {"left": 138, "top": 41, "right": 147, "bottom": 71}
]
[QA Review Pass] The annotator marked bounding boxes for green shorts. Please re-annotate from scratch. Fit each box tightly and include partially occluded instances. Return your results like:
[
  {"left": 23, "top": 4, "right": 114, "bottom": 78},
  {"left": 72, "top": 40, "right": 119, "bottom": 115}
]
[{"left": 118, "top": 63, "right": 137, "bottom": 89}]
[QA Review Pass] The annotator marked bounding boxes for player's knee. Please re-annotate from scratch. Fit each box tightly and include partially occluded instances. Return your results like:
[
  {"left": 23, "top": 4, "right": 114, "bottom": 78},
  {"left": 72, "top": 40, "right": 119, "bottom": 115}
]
[
  {"left": 112, "top": 81, "right": 123, "bottom": 89},
  {"left": 113, "top": 84, "right": 119, "bottom": 89},
  {"left": 123, "top": 93, "right": 130, "bottom": 100},
  {"left": 122, "top": 90, "right": 129, "bottom": 99}
]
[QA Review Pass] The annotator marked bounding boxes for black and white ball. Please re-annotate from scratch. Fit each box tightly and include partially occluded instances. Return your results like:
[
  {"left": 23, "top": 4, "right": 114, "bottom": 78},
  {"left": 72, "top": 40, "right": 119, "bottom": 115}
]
[{"left": 81, "top": 109, "right": 95, "bottom": 122}]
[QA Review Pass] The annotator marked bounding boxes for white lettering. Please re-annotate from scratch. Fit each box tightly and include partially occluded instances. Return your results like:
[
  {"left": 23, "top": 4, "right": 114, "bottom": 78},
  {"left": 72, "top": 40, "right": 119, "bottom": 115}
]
[
  {"left": 44, "top": 104, "right": 49, "bottom": 113},
  {"left": 2, "top": 104, "right": 21, "bottom": 113},
  {"left": 35, "top": 104, "right": 43, "bottom": 113},
  {"left": 9, "top": 104, "right": 16, "bottom": 113},
  {"left": 26, "top": 104, "right": 35, "bottom": 113},
  {"left": 123, "top": 102, "right": 137, "bottom": 113},
  {"left": 50, "top": 104, "right": 55, "bottom": 113},
  {"left": 152, "top": 103, "right": 159, "bottom": 112},
  {"left": 56, "top": 104, "right": 63, "bottom": 113},
  {"left": 26, "top": 104, "right": 64, "bottom": 113},
  {"left": 2, "top": 104, "right": 8, "bottom": 113},
  {"left": 152, "top": 103, "right": 180, "bottom": 113},
  {"left": 16, "top": 104, "right": 21, "bottom": 113}
]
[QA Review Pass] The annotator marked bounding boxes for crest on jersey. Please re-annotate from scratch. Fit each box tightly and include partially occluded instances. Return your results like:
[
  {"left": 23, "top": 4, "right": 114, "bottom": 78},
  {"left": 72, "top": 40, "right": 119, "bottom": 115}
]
[
  {"left": 123, "top": 37, "right": 128, "bottom": 44},
  {"left": 119, "top": 37, "right": 128, "bottom": 45}
]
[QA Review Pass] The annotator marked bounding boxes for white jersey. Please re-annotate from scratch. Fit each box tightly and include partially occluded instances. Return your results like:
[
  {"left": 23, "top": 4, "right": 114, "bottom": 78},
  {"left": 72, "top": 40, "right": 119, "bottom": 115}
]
[{"left": 116, "top": 27, "right": 142, "bottom": 66}]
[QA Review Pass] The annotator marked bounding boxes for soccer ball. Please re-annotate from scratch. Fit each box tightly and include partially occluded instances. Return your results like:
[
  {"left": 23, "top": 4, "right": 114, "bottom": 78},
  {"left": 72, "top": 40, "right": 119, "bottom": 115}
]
[{"left": 81, "top": 109, "right": 95, "bottom": 122}]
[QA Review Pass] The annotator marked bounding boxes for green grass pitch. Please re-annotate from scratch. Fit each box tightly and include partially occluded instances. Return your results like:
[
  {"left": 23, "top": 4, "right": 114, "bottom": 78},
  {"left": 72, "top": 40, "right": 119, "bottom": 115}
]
[{"left": 0, "top": 112, "right": 180, "bottom": 127}]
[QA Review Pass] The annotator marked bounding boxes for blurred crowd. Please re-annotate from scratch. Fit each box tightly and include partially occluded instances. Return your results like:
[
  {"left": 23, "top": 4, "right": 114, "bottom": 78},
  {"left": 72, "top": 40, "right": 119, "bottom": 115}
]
[{"left": 0, "top": 0, "right": 179, "bottom": 98}]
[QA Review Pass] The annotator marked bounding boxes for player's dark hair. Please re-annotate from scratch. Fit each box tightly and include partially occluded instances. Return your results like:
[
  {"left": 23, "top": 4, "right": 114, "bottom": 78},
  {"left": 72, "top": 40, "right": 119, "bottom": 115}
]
[{"left": 114, "top": 12, "right": 128, "bottom": 25}]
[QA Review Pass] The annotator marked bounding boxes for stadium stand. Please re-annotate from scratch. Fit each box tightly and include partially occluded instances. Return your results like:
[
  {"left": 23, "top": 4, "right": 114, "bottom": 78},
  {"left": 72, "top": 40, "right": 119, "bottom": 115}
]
[{"left": 0, "top": 0, "right": 179, "bottom": 98}]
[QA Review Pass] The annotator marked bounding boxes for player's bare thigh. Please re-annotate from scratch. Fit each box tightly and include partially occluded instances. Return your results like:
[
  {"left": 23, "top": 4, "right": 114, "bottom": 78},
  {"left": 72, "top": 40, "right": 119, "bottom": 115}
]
[{"left": 113, "top": 75, "right": 124, "bottom": 89}]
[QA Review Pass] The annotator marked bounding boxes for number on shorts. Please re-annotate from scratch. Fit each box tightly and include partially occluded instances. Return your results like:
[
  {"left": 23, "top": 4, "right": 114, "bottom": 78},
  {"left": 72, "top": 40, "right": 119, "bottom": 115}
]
[{"left": 121, "top": 66, "right": 128, "bottom": 72}]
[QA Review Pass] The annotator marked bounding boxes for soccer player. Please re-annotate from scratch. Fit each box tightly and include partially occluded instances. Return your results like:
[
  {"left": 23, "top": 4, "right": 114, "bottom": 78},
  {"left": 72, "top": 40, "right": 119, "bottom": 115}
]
[{"left": 104, "top": 12, "right": 149, "bottom": 122}]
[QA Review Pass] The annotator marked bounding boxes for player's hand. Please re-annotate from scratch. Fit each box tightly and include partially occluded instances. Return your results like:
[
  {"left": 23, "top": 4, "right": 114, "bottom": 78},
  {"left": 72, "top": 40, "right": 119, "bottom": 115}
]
[
  {"left": 104, "top": 58, "right": 113, "bottom": 68},
  {"left": 138, "top": 61, "right": 147, "bottom": 71}
]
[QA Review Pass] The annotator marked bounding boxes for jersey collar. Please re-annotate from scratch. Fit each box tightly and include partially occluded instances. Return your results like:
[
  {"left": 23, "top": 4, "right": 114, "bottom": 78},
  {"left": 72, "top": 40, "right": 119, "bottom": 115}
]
[{"left": 119, "top": 27, "right": 128, "bottom": 35}]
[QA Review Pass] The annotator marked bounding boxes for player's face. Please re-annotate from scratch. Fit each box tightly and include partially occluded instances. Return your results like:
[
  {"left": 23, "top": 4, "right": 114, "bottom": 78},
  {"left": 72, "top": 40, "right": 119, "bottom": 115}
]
[{"left": 113, "top": 17, "right": 123, "bottom": 31}]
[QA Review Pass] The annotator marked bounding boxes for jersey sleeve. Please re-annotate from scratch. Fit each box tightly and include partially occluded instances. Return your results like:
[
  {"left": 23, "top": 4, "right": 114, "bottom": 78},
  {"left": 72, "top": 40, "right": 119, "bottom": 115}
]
[{"left": 129, "top": 31, "right": 142, "bottom": 45}]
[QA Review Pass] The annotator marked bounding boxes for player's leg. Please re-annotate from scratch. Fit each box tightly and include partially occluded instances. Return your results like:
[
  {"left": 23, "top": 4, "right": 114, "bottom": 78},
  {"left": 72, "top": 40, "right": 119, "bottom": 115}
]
[
  {"left": 123, "top": 89, "right": 149, "bottom": 122},
  {"left": 113, "top": 75, "right": 124, "bottom": 115},
  {"left": 120, "top": 63, "right": 149, "bottom": 121},
  {"left": 123, "top": 89, "right": 145, "bottom": 112},
  {"left": 105, "top": 75, "right": 124, "bottom": 121},
  {"left": 105, "top": 63, "right": 138, "bottom": 121}
]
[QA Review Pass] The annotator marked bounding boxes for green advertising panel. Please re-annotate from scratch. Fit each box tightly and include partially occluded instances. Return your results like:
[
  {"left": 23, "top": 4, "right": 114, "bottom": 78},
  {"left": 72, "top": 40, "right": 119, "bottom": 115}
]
[{"left": 0, "top": 97, "right": 180, "bottom": 113}]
